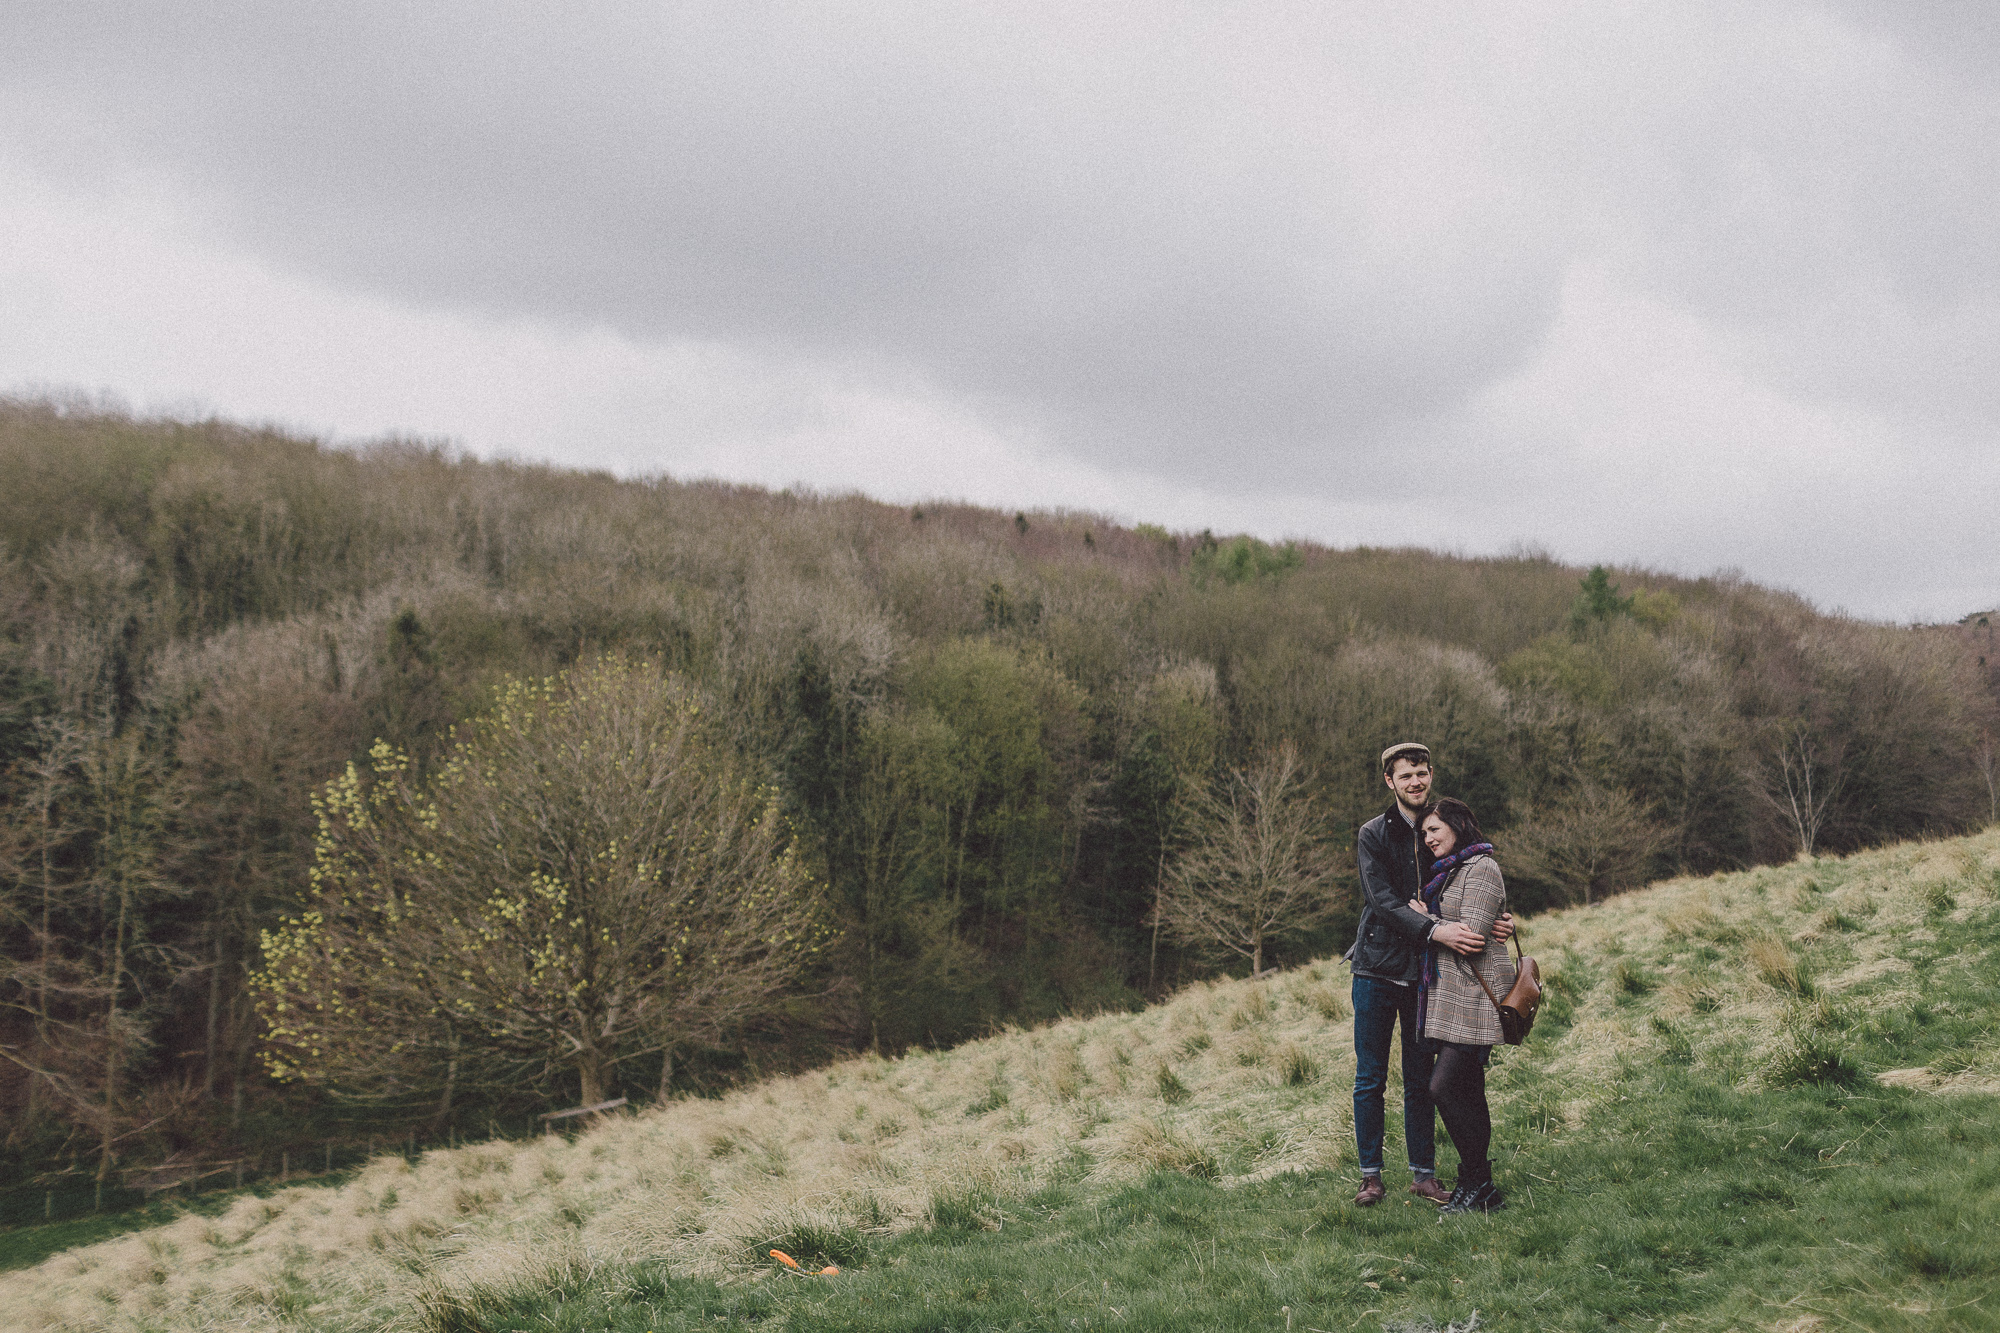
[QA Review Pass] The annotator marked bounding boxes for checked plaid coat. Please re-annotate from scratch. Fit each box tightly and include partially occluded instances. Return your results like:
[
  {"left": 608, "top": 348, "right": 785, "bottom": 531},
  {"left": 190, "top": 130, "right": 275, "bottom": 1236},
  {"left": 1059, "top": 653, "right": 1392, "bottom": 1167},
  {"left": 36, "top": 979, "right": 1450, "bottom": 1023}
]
[{"left": 1423, "top": 854, "right": 1517, "bottom": 1046}]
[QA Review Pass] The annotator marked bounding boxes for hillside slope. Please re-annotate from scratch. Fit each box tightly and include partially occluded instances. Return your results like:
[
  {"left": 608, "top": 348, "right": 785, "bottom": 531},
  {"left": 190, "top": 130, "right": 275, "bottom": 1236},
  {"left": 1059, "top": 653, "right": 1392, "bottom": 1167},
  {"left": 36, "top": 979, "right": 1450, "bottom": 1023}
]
[{"left": 4, "top": 832, "right": 1997, "bottom": 1332}]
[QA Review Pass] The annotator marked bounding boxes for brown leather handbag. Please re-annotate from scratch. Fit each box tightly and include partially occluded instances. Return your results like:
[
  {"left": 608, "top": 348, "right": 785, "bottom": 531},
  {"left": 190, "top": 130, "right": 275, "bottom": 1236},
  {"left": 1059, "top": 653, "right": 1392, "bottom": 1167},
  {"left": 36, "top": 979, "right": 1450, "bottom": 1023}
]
[{"left": 1459, "top": 931, "right": 1542, "bottom": 1045}]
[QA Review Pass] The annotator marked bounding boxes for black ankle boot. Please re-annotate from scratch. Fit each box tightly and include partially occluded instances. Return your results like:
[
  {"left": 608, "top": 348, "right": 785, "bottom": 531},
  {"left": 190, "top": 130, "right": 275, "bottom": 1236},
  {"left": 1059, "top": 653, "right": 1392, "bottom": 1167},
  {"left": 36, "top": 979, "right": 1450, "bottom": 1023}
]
[{"left": 1439, "top": 1180, "right": 1506, "bottom": 1216}]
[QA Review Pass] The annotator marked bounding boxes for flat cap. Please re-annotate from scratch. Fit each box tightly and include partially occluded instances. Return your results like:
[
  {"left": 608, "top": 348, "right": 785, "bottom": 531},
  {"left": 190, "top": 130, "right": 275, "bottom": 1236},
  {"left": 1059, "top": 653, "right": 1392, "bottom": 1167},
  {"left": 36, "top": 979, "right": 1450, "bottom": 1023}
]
[{"left": 1379, "top": 741, "right": 1432, "bottom": 769}]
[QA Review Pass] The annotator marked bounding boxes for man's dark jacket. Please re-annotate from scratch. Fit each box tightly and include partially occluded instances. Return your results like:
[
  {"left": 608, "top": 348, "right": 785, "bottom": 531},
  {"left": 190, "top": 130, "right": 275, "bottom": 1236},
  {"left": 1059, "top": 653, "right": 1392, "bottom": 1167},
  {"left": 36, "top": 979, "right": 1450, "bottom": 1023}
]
[{"left": 1346, "top": 803, "right": 1437, "bottom": 982}]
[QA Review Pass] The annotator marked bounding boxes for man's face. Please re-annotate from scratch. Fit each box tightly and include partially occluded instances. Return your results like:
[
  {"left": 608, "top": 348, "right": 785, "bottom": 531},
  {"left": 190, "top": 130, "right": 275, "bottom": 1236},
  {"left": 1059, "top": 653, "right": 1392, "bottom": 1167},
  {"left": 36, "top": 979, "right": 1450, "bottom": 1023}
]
[{"left": 1385, "top": 758, "right": 1433, "bottom": 811}]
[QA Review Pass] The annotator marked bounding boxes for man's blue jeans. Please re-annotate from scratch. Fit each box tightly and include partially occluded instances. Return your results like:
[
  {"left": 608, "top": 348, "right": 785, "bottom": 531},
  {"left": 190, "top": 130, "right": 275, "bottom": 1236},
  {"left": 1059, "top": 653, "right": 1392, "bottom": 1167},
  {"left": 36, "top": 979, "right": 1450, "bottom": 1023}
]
[{"left": 1351, "top": 974, "right": 1436, "bottom": 1178}]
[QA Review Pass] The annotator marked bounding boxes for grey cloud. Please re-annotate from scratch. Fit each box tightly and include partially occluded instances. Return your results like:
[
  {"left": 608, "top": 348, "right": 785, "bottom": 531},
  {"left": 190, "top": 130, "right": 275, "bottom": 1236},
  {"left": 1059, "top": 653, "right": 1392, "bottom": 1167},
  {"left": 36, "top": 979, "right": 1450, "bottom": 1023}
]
[
  {"left": 2, "top": 3, "right": 1580, "bottom": 486},
  {"left": 4, "top": 1, "right": 1999, "bottom": 531}
]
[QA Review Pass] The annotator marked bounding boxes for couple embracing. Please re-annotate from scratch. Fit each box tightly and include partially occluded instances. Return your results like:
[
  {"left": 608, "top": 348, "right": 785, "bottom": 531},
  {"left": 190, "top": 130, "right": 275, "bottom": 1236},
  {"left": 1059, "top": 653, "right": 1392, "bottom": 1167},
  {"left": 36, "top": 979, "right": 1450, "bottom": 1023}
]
[{"left": 1345, "top": 741, "right": 1516, "bottom": 1217}]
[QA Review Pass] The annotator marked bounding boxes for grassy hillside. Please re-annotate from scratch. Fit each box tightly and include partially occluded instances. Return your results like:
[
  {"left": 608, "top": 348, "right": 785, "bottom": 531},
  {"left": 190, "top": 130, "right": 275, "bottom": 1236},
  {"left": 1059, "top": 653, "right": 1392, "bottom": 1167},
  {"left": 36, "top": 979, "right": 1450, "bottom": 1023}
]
[{"left": 4, "top": 831, "right": 1996, "bottom": 1332}]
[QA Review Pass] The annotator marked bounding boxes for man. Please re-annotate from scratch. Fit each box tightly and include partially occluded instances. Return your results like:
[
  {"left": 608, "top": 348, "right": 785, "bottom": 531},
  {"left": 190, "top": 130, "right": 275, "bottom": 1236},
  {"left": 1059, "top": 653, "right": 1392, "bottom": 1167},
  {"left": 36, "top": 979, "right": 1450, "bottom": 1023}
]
[{"left": 1345, "top": 741, "right": 1512, "bottom": 1206}]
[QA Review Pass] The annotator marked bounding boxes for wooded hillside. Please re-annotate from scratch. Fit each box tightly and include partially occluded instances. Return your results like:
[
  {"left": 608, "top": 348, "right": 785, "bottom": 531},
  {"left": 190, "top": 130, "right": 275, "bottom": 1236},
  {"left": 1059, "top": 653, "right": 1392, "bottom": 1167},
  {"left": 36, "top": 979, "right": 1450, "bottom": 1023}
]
[{"left": 1, "top": 395, "right": 1993, "bottom": 1190}]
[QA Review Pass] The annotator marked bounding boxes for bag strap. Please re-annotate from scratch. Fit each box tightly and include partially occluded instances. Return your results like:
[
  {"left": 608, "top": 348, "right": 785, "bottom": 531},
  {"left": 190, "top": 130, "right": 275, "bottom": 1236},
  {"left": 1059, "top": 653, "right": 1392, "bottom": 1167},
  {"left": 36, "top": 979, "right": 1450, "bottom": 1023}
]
[{"left": 1455, "top": 952, "right": 1510, "bottom": 1016}]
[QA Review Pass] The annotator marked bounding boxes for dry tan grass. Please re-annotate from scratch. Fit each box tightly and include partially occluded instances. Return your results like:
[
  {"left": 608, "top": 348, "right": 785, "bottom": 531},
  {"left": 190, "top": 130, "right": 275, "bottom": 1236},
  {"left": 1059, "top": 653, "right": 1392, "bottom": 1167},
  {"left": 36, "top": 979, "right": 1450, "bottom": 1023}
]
[
  {"left": 1747, "top": 934, "right": 1808, "bottom": 993},
  {"left": 6, "top": 828, "right": 1995, "bottom": 1333},
  {"left": 1875, "top": 1041, "right": 2000, "bottom": 1096}
]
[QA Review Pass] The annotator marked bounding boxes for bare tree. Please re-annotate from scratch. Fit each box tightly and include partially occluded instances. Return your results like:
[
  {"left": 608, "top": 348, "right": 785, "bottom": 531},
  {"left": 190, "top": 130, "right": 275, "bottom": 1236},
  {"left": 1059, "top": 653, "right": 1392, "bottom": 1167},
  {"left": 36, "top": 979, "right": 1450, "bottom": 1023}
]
[
  {"left": 154, "top": 613, "right": 369, "bottom": 1121},
  {"left": 1505, "top": 782, "right": 1665, "bottom": 908},
  {"left": 1131, "top": 661, "right": 1222, "bottom": 992},
  {"left": 0, "top": 720, "right": 183, "bottom": 1189},
  {"left": 1978, "top": 730, "right": 1998, "bottom": 827},
  {"left": 1153, "top": 742, "right": 1342, "bottom": 977},
  {"left": 0, "top": 719, "right": 91, "bottom": 1130},
  {"left": 1759, "top": 720, "right": 1845, "bottom": 857},
  {"left": 80, "top": 728, "right": 183, "bottom": 1188},
  {"left": 254, "top": 658, "right": 836, "bottom": 1107}
]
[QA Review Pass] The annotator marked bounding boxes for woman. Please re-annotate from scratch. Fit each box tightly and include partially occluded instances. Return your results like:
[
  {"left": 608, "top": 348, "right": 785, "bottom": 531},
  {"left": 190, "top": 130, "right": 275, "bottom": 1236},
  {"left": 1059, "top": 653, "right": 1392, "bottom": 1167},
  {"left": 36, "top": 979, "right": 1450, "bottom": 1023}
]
[{"left": 1406, "top": 796, "right": 1514, "bottom": 1216}]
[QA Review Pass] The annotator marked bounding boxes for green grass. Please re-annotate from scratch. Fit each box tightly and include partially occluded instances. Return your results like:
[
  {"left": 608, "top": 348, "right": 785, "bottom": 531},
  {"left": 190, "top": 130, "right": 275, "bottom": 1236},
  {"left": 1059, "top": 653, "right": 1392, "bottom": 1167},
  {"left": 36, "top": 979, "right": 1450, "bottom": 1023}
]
[
  {"left": 402, "top": 847, "right": 2000, "bottom": 1333},
  {"left": 0, "top": 1165, "right": 374, "bottom": 1275},
  {"left": 0, "top": 1200, "right": 201, "bottom": 1275},
  {"left": 417, "top": 1064, "right": 1999, "bottom": 1332}
]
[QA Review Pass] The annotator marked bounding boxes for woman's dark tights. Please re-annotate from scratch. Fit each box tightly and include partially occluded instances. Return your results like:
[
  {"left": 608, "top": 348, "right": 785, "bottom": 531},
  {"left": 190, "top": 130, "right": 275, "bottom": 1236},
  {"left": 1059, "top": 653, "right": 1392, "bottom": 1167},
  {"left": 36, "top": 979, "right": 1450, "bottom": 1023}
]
[{"left": 1429, "top": 1042, "right": 1492, "bottom": 1186}]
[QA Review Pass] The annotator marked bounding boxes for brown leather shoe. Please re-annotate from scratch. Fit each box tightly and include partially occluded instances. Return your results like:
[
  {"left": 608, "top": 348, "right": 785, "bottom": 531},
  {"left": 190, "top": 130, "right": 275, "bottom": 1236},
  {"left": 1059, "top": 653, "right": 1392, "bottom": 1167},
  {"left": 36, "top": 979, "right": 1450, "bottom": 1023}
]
[
  {"left": 1408, "top": 1177, "right": 1451, "bottom": 1205},
  {"left": 1354, "top": 1175, "right": 1386, "bottom": 1206}
]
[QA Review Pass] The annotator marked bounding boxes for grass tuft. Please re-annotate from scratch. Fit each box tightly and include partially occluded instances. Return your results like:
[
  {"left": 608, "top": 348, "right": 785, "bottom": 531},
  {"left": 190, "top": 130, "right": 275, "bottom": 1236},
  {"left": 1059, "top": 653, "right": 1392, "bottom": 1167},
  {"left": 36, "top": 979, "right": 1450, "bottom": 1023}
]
[
  {"left": 415, "top": 1280, "right": 498, "bottom": 1333},
  {"left": 1117, "top": 1119, "right": 1219, "bottom": 1178},
  {"left": 1227, "top": 987, "right": 1271, "bottom": 1029},
  {"left": 1662, "top": 979, "right": 1721, "bottom": 1016},
  {"left": 1612, "top": 958, "right": 1656, "bottom": 998},
  {"left": 1039, "top": 1044, "right": 1087, "bottom": 1101},
  {"left": 1298, "top": 982, "right": 1350, "bottom": 1021},
  {"left": 926, "top": 1187, "right": 1002, "bottom": 1235},
  {"left": 762, "top": 1218, "right": 869, "bottom": 1269},
  {"left": 1781, "top": 993, "right": 1852, "bottom": 1034},
  {"left": 1769, "top": 1031, "right": 1864, "bottom": 1087},
  {"left": 1275, "top": 1042, "right": 1321, "bottom": 1086},
  {"left": 1649, "top": 1015, "right": 1694, "bottom": 1064},
  {"left": 1233, "top": 1034, "right": 1269, "bottom": 1066},
  {"left": 1665, "top": 899, "right": 1741, "bottom": 943},
  {"left": 1155, "top": 1065, "right": 1192, "bottom": 1105},
  {"left": 965, "top": 1082, "right": 1009, "bottom": 1117},
  {"left": 1748, "top": 934, "right": 1814, "bottom": 995}
]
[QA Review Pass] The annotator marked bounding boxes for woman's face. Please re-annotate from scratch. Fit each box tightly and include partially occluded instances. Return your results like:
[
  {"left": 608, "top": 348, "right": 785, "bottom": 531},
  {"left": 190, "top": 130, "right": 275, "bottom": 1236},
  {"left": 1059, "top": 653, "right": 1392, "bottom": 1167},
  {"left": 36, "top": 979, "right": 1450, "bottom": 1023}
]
[{"left": 1422, "top": 813, "right": 1457, "bottom": 859}]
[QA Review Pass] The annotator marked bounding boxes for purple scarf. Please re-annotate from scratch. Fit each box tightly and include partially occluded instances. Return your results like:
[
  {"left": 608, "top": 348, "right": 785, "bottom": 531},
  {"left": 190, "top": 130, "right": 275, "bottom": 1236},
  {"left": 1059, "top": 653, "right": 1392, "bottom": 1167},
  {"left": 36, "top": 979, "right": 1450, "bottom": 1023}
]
[{"left": 1415, "top": 843, "right": 1493, "bottom": 1036}]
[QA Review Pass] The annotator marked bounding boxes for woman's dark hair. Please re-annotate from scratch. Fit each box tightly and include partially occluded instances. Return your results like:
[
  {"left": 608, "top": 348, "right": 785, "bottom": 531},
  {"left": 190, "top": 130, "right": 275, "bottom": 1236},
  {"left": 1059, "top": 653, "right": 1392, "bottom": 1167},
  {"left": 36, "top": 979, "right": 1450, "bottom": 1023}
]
[{"left": 1424, "top": 796, "right": 1485, "bottom": 850}]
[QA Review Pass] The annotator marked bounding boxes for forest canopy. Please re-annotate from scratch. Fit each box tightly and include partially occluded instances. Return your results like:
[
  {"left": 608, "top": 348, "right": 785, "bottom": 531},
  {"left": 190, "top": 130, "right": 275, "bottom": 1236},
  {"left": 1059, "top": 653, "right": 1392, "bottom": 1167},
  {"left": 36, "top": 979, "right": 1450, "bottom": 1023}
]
[{"left": 1, "top": 395, "right": 1993, "bottom": 1182}]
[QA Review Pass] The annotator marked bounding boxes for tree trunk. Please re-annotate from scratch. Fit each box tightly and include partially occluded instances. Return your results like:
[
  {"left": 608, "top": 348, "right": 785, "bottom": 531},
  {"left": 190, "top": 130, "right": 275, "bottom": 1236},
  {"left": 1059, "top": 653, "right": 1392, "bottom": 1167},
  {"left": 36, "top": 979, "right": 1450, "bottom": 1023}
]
[
  {"left": 658, "top": 1049, "right": 675, "bottom": 1101},
  {"left": 33, "top": 761, "right": 59, "bottom": 1119},
  {"left": 437, "top": 1033, "right": 458, "bottom": 1124},
  {"left": 204, "top": 931, "right": 223, "bottom": 1099},
  {"left": 29, "top": 790, "right": 53, "bottom": 1125},
  {"left": 1147, "top": 850, "right": 1165, "bottom": 993},
  {"left": 99, "top": 871, "right": 132, "bottom": 1187},
  {"left": 576, "top": 1052, "right": 607, "bottom": 1109},
  {"left": 37, "top": 784, "right": 54, "bottom": 1031}
]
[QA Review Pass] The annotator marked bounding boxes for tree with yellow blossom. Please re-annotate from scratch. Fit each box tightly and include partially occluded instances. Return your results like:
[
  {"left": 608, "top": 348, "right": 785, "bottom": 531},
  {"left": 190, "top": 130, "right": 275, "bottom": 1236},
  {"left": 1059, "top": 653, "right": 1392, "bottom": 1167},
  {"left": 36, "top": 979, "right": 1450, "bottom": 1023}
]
[{"left": 254, "top": 657, "right": 833, "bottom": 1109}]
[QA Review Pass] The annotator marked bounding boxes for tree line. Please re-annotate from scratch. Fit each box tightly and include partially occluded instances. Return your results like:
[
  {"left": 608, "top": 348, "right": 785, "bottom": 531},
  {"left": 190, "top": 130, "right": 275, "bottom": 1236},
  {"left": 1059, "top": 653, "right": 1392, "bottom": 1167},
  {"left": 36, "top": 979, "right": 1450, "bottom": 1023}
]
[{"left": 1, "top": 395, "right": 1993, "bottom": 1188}]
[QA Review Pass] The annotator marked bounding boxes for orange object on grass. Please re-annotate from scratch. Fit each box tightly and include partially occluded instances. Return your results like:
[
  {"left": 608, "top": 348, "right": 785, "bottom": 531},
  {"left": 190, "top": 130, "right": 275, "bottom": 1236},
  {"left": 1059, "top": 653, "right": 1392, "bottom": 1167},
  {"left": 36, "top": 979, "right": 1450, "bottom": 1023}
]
[{"left": 770, "top": 1250, "right": 799, "bottom": 1268}]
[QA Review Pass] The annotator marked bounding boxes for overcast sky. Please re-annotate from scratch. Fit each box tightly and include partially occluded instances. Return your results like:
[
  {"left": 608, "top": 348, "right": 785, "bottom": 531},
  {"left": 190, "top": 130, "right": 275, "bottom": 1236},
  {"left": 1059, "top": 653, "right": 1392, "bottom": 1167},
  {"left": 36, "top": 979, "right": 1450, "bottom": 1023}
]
[{"left": 4, "top": 2, "right": 1997, "bottom": 621}]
